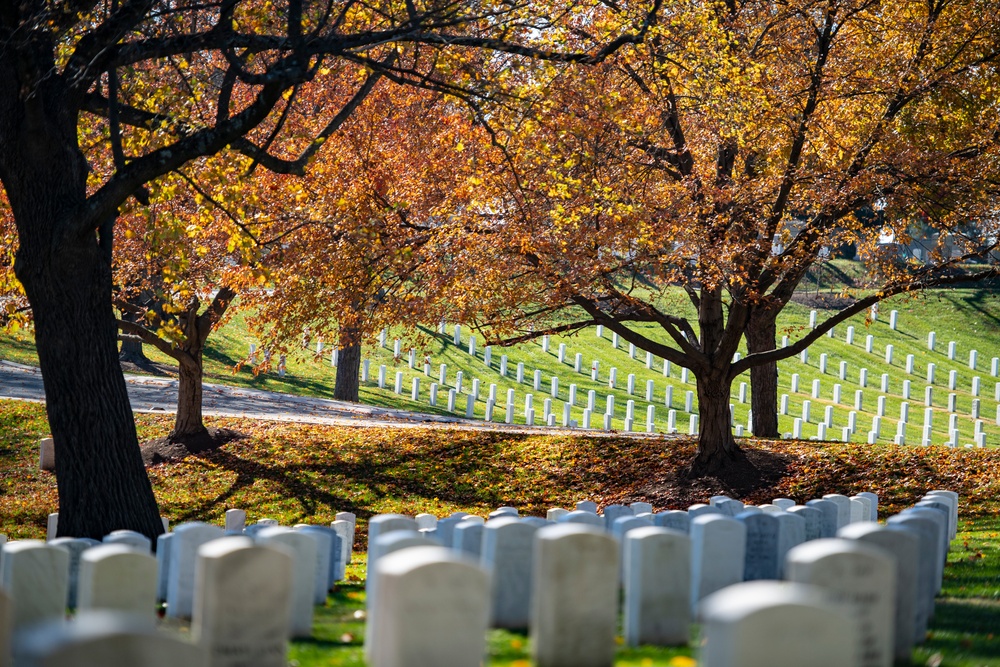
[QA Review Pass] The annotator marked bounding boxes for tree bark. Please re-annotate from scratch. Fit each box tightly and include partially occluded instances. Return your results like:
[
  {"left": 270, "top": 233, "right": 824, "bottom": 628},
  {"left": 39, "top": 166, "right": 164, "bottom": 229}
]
[
  {"left": 118, "top": 335, "right": 149, "bottom": 364},
  {"left": 745, "top": 310, "right": 780, "bottom": 438},
  {"left": 174, "top": 354, "right": 207, "bottom": 437},
  {"left": 334, "top": 328, "right": 362, "bottom": 402},
  {"left": 117, "top": 290, "right": 157, "bottom": 365},
  {"left": 690, "top": 369, "right": 740, "bottom": 474},
  {"left": 1, "top": 61, "right": 163, "bottom": 540}
]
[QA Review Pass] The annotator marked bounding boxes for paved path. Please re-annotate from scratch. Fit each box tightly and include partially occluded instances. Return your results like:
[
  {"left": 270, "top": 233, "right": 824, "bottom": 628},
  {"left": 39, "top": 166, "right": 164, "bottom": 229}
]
[{"left": 0, "top": 360, "right": 639, "bottom": 437}]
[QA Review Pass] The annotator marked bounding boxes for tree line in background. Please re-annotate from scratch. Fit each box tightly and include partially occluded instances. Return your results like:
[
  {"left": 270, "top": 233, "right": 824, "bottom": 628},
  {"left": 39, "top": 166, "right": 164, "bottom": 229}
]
[{"left": 0, "top": 0, "right": 998, "bottom": 539}]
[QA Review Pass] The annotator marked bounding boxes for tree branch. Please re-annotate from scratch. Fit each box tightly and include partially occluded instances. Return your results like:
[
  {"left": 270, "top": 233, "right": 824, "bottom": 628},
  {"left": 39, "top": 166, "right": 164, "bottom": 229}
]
[
  {"left": 732, "top": 266, "right": 1000, "bottom": 375},
  {"left": 197, "top": 286, "right": 236, "bottom": 341},
  {"left": 115, "top": 318, "right": 196, "bottom": 367}
]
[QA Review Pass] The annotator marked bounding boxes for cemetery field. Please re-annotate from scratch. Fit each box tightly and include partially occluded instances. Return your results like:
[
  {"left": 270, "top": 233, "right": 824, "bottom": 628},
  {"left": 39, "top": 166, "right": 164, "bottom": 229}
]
[
  {"left": 2, "top": 285, "right": 1000, "bottom": 448},
  {"left": 3, "top": 399, "right": 1000, "bottom": 664}
]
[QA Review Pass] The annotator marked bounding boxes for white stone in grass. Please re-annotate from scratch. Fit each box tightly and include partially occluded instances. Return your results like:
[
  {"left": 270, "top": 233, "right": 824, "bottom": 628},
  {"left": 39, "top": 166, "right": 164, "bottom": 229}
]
[
  {"left": 557, "top": 511, "right": 604, "bottom": 528},
  {"left": 371, "top": 547, "right": 490, "bottom": 667},
  {"left": 39, "top": 437, "right": 55, "bottom": 472},
  {"left": 623, "top": 527, "right": 690, "bottom": 646},
  {"left": 821, "top": 495, "right": 852, "bottom": 529},
  {"left": 14, "top": 611, "right": 209, "bottom": 667},
  {"left": 255, "top": 527, "right": 319, "bottom": 639},
  {"left": 698, "top": 581, "right": 856, "bottom": 667},
  {"left": 884, "top": 517, "right": 935, "bottom": 641},
  {"left": 166, "top": 523, "right": 225, "bottom": 620},
  {"left": 0, "top": 540, "right": 69, "bottom": 630},
  {"left": 77, "top": 545, "right": 157, "bottom": 623},
  {"left": 224, "top": 509, "right": 246, "bottom": 534},
  {"left": 787, "top": 506, "right": 823, "bottom": 541},
  {"left": 785, "top": 539, "right": 896, "bottom": 667},
  {"left": 530, "top": 524, "right": 618, "bottom": 667},
  {"left": 690, "top": 515, "right": 746, "bottom": 609},
  {"left": 47, "top": 537, "right": 92, "bottom": 609},
  {"left": 481, "top": 518, "right": 539, "bottom": 629},
  {"left": 192, "top": 537, "right": 292, "bottom": 667},
  {"left": 838, "top": 523, "right": 919, "bottom": 661},
  {"left": 102, "top": 530, "right": 151, "bottom": 554},
  {"left": 46, "top": 513, "right": 58, "bottom": 542},
  {"left": 804, "top": 500, "right": 839, "bottom": 538},
  {"left": 454, "top": 522, "right": 485, "bottom": 559}
]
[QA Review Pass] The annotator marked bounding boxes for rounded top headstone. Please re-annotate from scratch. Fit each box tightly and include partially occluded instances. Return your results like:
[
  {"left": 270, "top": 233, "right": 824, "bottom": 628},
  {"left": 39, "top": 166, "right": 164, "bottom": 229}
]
[
  {"left": 376, "top": 545, "right": 481, "bottom": 577},
  {"left": 699, "top": 580, "right": 834, "bottom": 622}
]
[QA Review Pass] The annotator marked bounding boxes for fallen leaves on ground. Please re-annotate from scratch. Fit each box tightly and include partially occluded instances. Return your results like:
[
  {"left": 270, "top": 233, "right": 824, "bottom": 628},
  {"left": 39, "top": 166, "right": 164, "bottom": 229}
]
[{"left": 3, "top": 399, "right": 998, "bottom": 544}]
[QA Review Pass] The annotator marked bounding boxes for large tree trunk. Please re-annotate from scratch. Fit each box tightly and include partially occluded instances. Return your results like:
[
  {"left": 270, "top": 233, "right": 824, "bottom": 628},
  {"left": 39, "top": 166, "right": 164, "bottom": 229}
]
[
  {"left": 2, "top": 64, "right": 163, "bottom": 540},
  {"left": 745, "top": 310, "right": 780, "bottom": 438},
  {"left": 175, "top": 353, "right": 207, "bottom": 437},
  {"left": 334, "top": 328, "right": 362, "bottom": 402},
  {"left": 690, "top": 369, "right": 741, "bottom": 474}
]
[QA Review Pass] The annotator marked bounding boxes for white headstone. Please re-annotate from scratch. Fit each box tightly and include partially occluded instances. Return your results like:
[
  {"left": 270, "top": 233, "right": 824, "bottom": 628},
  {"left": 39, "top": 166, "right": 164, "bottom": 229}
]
[
  {"left": 46, "top": 513, "right": 58, "bottom": 542},
  {"left": 623, "top": 527, "right": 690, "bottom": 646},
  {"left": 166, "top": 522, "right": 225, "bottom": 619},
  {"left": 334, "top": 512, "right": 356, "bottom": 563},
  {"left": 0, "top": 541, "right": 69, "bottom": 630},
  {"left": 224, "top": 509, "right": 246, "bottom": 534},
  {"left": 690, "top": 515, "right": 746, "bottom": 608},
  {"left": 804, "top": 500, "right": 839, "bottom": 538},
  {"left": 255, "top": 527, "right": 319, "bottom": 638},
  {"left": 293, "top": 526, "right": 336, "bottom": 601},
  {"left": 46, "top": 537, "right": 93, "bottom": 609},
  {"left": 885, "top": 516, "right": 936, "bottom": 640},
  {"left": 371, "top": 547, "right": 491, "bottom": 667},
  {"left": 838, "top": 523, "right": 919, "bottom": 661},
  {"left": 654, "top": 511, "right": 691, "bottom": 533},
  {"left": 155, "top": 534, "right": 172, "bottom": 603},
  {"left": 481, "top": 518, "right": 538, "bottom": 629},
  {"left": 77, "top": 545, "right": 157, "bottom": 623},
  {"left": 785, "top": 539, "right": 896, "bottom": 667},
  {"left": 531, "top": 524, "right": 618, "bottom": 667},
  {"left": 698, "top": 581, "right": 856, "bottom": 667},
  {"left": 39, "top": 438, "right": 56, "bottom": 471},
  {"left": 102, "top": 530, "right": 151, "bottom": 554},
  {"left": 787, "top": 506, "right": 823, "bottom": 541},
  {"left": 557, "top": 511, "right": 604, "bottom": 528},
  {"left": 14, "top": 611, "right": 208, "bottom": 667},
  {"left": 738, "top": 512, "right": 779, "bottom": 581},
  {"left": 192, "top": 537, "right": 293, "bottom": 667},
  {"left": 821, "top": 494, "right": 852, "bottom": 528}
]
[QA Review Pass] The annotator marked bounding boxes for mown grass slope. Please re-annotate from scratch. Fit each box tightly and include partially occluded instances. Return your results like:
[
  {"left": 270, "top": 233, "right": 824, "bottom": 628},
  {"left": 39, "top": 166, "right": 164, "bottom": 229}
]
[{"left": 3, "top": 286, "right": 999, "bottom": 449}]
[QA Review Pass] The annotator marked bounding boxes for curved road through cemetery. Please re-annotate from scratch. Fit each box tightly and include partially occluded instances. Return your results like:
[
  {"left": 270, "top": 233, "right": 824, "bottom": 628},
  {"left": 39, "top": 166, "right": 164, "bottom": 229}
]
[{"left": 0, "top": 360, "right": 660, "bottom": 438}]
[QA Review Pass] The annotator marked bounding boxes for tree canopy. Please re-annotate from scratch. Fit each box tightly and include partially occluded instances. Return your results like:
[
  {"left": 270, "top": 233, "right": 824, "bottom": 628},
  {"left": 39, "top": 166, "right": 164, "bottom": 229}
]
[
  {"left": 440, "top": 0, "right": 1000, "bottom": 472},
  {"left": 0, "top": 0, "right": 656, "bottom": 539}
]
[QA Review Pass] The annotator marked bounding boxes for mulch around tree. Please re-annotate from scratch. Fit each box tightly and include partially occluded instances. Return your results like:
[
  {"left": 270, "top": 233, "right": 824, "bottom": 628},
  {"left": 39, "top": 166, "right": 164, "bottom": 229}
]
[{"left": 141, "top": 428, "right": 247, "bottom": 466}]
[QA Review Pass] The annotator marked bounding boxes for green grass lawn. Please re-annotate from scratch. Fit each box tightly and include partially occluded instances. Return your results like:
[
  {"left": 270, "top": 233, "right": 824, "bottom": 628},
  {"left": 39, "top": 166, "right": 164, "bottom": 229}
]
[
  {"left": 3, "top": 286, "right": 999, "bottom": 450},
  {"left": 3, "top": 400, "right": 1000, "bottom": 665}
]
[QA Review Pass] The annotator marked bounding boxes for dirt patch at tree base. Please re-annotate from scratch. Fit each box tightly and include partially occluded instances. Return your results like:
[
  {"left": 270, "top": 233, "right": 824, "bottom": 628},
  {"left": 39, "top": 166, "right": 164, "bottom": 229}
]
[
  {"left": 141, "top": 428, "right": 247, "bottom": 466},
  {"left": 625, "top": 446, "right": 795, "bottom": 508}
]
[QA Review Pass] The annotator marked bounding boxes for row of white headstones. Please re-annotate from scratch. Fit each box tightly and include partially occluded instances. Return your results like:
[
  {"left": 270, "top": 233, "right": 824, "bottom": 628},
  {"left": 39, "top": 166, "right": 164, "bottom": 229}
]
[
  {"left": 8, "top": 488, "right": 955, "bottom": 666},
  {"left": 335, "top": 315, "right": 1000, "bottom": 443},
  {"left": 0, "top": 507, "right": 357, "bottom": 667},
  {"left": 358, "top": 488, "right": 956, "bottom": 667}
]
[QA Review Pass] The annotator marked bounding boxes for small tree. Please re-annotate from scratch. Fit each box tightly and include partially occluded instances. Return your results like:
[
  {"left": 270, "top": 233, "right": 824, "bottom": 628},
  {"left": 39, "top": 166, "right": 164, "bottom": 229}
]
[{"left": 243, "top": 85, "right": 483, "bottom": 399}]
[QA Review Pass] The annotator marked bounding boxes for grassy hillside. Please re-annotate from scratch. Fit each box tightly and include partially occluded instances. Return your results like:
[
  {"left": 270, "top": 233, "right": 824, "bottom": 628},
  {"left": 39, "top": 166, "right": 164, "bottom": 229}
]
[
  {"left": 2, "top": 287, "right": 999, "bottom": 448},
  {"left": 2, "top": 401, "right": 999, "bottom": 665}
]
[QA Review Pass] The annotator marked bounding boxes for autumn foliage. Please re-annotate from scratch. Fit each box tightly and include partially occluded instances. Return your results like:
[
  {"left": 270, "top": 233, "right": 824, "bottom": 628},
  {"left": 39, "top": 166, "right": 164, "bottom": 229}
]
[{"left": 428, "top": 0, "right": 1000, "bottom": 471}]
